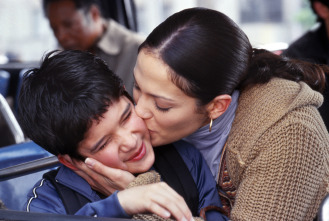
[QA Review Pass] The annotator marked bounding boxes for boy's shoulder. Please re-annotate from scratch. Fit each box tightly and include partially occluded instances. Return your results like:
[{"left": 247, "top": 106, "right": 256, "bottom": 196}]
[
  {"left": 172, "top": 140, "right": 204, "bottom": 163},
  {"left": 24, "top": 174, "right": 66, "bottom": 213},
  {"left": 25, "top": 166, "right": 97, "bottom": 213}
]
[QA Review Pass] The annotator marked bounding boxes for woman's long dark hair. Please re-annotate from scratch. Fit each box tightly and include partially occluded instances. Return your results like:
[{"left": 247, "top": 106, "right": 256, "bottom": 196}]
[
  {"left": 139, "top": 7, "right": 327, "bottom": 105},
  {"left": 241, "top": 48, "right": 327, "bottom": 93}
]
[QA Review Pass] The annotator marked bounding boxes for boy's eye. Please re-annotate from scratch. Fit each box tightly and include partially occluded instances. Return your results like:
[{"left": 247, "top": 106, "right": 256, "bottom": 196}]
[
  {"left": 98, "top": 143, "right": 107, "bottom": 152},
  {"left": 98, "top": 137, "right": 112, "bottom": 151},
  {"left": 123, "top": 110, "right": 132, "bottom": 123},
  {"left": 99, "top": 143, "right": 106, "bottom": 150}
]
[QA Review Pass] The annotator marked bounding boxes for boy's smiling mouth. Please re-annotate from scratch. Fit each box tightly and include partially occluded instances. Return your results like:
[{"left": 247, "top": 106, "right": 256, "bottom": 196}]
[{"left": 127, "top": 142, "right": 146, "bottom": 161}]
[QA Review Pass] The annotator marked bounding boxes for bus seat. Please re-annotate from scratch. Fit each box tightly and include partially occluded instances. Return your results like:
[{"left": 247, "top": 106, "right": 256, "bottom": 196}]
[
  {"left": 0, "top": 93, "right": 25, "bottom": 144},
  {"left": 15, "top": 68, "right": 28, "bottom": 113},
  {"left": 0, "top": 141, "right": 53, "bottom": 169},
  {"left": 318, "top": 193, "right": 329, "bottom": 221},
  {"left": 0, "top": 209, "right": 133, "bottom": 221},
  {"left": 0, "top": 141, "right": 59, "bottom": 210},
  {"left": 0, "top": 70, "right": 10, "bottom": 97}
]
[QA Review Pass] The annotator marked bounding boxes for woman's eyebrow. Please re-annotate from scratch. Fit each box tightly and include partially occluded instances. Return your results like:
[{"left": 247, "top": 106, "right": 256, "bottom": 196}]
[
  {"left": 152, "top": 94, "right": 175, "bottom": 102},
  {"left": 134, "top": 73, "right": 175, "bottom": 102}
]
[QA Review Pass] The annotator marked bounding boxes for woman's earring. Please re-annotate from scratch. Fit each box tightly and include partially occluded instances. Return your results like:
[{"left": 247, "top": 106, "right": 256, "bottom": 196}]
[{"left": 209, "top": 118, "right": 213, "bottom": 132}]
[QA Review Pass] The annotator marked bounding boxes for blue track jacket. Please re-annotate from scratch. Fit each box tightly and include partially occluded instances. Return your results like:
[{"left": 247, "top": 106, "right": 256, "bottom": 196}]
[{"left": 24, "top": 140, "right": 228, "bottom": 220}]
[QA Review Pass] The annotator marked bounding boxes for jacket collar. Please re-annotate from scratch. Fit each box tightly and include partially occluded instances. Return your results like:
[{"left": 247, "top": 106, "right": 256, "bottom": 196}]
[{"left": 97, "top": 19, "right": 125, "bottom": 55}]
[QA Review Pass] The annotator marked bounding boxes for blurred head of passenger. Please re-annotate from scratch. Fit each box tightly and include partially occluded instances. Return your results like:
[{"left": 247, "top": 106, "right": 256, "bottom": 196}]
[
  {"left": 309, "top": 0, "right": 329, "bottom": 24},
  {"left": 43, "top": 0, "right": 104, "bottom": 51}
]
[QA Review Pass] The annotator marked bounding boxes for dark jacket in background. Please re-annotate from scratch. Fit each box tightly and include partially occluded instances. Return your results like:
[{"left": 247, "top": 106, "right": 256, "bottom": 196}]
[{"left": 282, "top": 24, "right": 329, "bottom": 130}]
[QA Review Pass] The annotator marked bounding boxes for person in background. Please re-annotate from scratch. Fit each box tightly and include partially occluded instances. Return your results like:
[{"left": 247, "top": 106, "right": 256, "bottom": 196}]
[
  {"left": 18, "top": 50, "right": 227, "bottom": 221},
  {"left": 42, "top": 0, "right": 144, "bottom": 95},
  {"left": 282, "top": 0, "right": 329, "bottom": 130},
  {"left": 75, "top": 7, "right": 329, "bottom": 221}
]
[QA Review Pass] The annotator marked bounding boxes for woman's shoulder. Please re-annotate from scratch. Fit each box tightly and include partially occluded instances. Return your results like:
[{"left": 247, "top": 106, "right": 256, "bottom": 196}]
[
  {"left": 234, "top": 78, "right": 323, "bottom": 132},
  {"left": 241, "top": 78, "right": 322, "bottom": 106}
]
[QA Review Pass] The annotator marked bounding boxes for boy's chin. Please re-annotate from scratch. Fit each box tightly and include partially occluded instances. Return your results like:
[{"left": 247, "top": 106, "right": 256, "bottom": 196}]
[{"left": 132, "top": 159, "right": 155, "bottom": 174}]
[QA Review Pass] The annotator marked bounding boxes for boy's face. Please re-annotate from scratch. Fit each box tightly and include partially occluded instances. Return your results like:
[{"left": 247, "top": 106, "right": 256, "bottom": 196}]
[{"left": 77, "top": 96, "right": 154, "bottom": 174}]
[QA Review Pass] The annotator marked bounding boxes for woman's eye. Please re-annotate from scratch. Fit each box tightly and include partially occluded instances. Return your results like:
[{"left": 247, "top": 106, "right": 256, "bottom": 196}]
[
  {"left": 133, "top": 82, "right": 140, "bottom": 90},
  {"left": 155, "top": 102, "right": 171, "bottom": 112}
]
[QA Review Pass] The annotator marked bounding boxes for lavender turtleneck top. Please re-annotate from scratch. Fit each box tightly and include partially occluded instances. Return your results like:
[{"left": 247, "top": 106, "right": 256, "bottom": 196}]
[{"left": 183, "top": 90, "right": 239, "bottom": 181}]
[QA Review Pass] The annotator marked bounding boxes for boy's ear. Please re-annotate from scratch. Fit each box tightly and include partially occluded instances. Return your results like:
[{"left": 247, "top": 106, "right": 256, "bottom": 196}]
[
  {"left": 58, "top": 154, "right": 78, "bottom": 171},
  {"left": 206, "top": 94, "right": 232, "bottom": 120},
  {"left": 90, "top": 4, "right": 101, "bottom": 21}
]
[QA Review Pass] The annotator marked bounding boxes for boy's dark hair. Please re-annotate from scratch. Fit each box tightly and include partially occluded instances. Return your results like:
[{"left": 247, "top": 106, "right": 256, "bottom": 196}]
[
  {"left": 42, "top": 0, "right": 100, "bottom": 17},
  {"left": 18, "top": 50, "right": 131, "bottom": 160}
]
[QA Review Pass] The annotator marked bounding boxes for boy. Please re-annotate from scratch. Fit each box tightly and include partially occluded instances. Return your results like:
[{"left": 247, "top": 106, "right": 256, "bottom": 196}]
[{"left": 18, "top": 50, "right": 227, "bottom": 221}]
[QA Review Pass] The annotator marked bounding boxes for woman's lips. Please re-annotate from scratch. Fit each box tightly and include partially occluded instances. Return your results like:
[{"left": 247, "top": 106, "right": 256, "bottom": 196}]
[
  {"left": 129, "top": 142, "right": 146, "bottom": 161},
  {"left": 148, "top": 129, "right": 156, "bottom": 136}
]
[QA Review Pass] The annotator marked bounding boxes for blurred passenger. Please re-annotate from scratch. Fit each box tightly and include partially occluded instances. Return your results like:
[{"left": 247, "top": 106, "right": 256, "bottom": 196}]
[
  {"left": 18, "top": 50, "right": 227, "bottom": 221},
  {"left": 282, "top": 0, "right": 329, "bottom": 130},
  {"left": 42, "top": 0, "right": 144, "bottom": 95}
]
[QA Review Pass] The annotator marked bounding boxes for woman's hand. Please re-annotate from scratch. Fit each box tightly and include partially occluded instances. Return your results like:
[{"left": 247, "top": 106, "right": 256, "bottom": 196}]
[
  {"left": 74, "top": 158, "right": 135, "bottom": 196},
  {"left": 118, "top": 182, "right": 193, "bottom": 221}
]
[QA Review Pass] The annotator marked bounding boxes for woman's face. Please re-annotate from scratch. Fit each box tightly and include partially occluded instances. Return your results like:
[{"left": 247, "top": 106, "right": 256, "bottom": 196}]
[
  {"left": 78, "top": 96, "right": 154, "bottom": 174},
  {"left": 133, "top": 50, "right": 209, "bottom": 147}
]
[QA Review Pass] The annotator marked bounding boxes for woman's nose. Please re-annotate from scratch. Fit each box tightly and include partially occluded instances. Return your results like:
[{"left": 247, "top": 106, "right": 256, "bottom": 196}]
[{"left": 135, "top": 97, "right": 153, "bottom": 119}]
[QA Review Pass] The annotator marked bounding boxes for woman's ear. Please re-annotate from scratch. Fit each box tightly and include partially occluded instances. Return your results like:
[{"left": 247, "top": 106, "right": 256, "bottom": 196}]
[
  {"left": 58, "top": 154, "right": 78, "bottom": 171},
  {"left": 206, "top": 94, "right": 232, "bottom": 119}
]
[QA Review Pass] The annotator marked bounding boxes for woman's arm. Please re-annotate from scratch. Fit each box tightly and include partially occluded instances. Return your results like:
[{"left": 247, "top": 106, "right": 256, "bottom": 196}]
[
  {"left": 74, "top": 163, "right": 194, "bottom": 221},
  {"left": 76, "top": 183, "right": 193, "bottom": 221},
  {"left": 26, "top": 175, "right": 193, "bottom": 220},
  {"left": 74, "top": 158, "right": 135, "bottom": 195}
]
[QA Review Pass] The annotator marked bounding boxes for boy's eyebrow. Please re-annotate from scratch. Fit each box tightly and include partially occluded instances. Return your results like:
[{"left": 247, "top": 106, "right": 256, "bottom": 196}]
[
  {"left": 90, "top": 102, "right": 131, "bottom": 153},
  {"left": 120, "top": 102, "right": 131, "bottom": 122}
]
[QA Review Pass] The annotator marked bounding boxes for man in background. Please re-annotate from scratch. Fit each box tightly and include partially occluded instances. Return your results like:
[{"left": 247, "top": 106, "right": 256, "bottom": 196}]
[
  {"left": 43, "top": 0, "right": 144, "bottom": 95},
  {"left": 282, "top": 0, "right": 329, "bottom": 130}
]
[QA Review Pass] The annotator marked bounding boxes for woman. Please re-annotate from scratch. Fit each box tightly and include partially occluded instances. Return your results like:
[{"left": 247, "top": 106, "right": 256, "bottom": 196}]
[{"left": 78, "top": 7, "right": 329, "bottom": 221}]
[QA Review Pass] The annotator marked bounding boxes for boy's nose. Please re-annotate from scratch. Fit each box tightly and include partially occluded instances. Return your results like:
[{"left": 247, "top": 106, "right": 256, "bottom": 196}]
[{"left": 120, "top": 132, "right": 137, "bottom": 152}]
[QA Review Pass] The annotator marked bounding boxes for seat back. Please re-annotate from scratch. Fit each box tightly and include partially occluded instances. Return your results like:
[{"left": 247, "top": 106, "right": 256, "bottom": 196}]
[
  {"left": 0, "top": 70, "right": 10, "bottom": 97},
  {"left": 15, "top": 68, "right": 28, "bottom": 113},
  {"left": 0, "top": 141, "right": 59, "bottom": 211},
  {"left": 0, "top": 93, "right": 25, "bottom": 144},
  {"left": 317, "top": 193, "right": 329, "bottom": 221}
]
